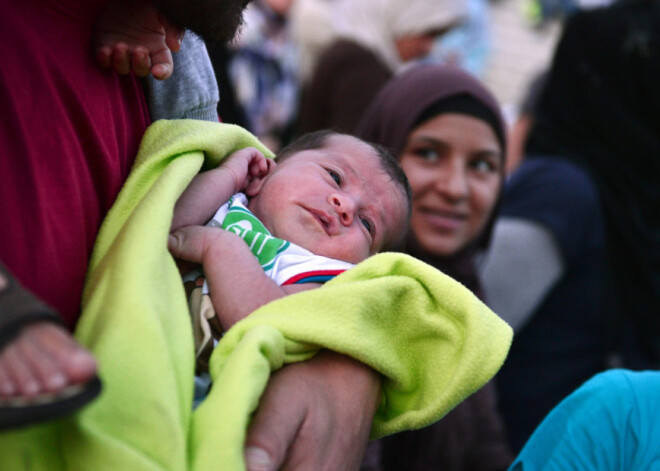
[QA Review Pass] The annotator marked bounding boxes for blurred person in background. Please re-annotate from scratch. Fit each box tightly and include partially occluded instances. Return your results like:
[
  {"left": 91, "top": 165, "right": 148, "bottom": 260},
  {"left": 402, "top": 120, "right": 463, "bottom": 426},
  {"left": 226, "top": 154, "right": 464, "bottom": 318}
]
[
  {"left": 297, "top": 0, "right": 467, "bottom": 135},
  {"left": 288, "top": 0, "right": 336, "bottom": 86},
  {"left": 208, "top": 0, "right": 300, "bottom": 151},
  {"left": 511, "top": 369, "right": 660, "bottom": 470},
  {"left": 480, "top": 0, "right": 660, "bottom": 453},
  {"left": 424, "top": 0, "right": 492, "bottom": 78}
]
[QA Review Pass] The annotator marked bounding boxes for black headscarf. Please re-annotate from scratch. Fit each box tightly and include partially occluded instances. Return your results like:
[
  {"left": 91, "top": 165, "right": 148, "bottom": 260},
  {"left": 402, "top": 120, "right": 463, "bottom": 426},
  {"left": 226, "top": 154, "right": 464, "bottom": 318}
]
[
  {"left": 355, "top": 64, "right": 507, "bottom": 297},
  {"left": 525, "top": 0, "right": 660, "bottom": 362}
]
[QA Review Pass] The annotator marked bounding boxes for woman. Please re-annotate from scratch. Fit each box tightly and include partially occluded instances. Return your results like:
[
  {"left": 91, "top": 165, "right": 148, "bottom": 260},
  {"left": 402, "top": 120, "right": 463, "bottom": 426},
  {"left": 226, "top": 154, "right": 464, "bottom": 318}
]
[
  {"left": 355, "top": 64, "right": 512, "bottom": 471},
  {"left": 297, "top": 0, "right": 466, "bottom": 135}
]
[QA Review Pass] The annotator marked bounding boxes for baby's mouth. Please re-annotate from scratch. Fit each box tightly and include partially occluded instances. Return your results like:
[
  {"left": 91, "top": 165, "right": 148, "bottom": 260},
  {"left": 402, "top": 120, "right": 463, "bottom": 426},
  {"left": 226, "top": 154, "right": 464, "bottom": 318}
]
[{"left": 307, "top": 208, "right": 333, "bottom": 235}]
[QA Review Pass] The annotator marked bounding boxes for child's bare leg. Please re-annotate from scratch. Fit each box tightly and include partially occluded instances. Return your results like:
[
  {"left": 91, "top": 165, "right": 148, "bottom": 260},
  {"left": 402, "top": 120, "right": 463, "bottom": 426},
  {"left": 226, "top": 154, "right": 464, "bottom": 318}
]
[{"left": 94, "top": 0, "right": 184, "bottom": 80}]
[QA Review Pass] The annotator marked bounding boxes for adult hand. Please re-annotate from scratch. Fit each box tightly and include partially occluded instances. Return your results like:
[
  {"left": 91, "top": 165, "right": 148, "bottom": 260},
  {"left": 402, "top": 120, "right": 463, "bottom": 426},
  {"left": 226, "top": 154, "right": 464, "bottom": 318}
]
[
  {"left": 94, "top": 0, "right": 184, "bottom": 80},
  {"left": 244, "top": 350, "right": 380, "bottom": 471}
]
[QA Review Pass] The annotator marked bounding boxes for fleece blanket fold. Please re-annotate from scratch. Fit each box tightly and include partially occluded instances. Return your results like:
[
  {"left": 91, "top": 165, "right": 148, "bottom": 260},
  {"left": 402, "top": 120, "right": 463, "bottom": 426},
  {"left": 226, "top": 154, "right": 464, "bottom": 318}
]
[{"left": 0, "top": 120, "right": 512, "bottom": 471}]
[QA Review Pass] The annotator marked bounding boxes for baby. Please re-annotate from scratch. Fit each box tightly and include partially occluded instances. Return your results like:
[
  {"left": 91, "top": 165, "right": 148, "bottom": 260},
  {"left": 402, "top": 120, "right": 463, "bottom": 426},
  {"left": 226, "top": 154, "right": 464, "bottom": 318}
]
[{"left": 168, "top": 130, "right": 411, "bottom": 369}]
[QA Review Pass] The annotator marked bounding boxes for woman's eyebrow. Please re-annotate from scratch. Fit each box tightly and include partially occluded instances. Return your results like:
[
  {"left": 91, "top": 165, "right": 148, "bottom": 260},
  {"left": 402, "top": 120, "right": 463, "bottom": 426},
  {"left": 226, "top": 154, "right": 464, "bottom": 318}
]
[
  {"left": 411, "top": 136, "right": 445, "bottom": 145},
  {"left": 472, "top": 149, "right": 503, "bottom": 160},
  {"left": 408, "top": 136, "right": 452, "bottom": 149}
]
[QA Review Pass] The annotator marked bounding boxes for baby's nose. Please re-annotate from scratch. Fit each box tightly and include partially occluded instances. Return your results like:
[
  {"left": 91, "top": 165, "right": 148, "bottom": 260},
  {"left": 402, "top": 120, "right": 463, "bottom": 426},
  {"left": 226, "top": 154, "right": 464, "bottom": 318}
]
[{"left": 331, "top": 194, "right": 356, "bottom": 225}]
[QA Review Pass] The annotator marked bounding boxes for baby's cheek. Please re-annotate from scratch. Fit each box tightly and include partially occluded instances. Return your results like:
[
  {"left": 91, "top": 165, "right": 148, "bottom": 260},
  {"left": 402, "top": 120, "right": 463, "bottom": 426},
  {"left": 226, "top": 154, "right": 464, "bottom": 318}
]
[{"left": 353, "top": 239, "right": 374, "bottom": 263}]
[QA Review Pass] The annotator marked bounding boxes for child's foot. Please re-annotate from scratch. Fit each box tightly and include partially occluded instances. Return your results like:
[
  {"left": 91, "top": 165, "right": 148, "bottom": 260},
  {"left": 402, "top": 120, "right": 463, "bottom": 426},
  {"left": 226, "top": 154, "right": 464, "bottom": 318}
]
[
  {"left": 0, "top": 321, "right": 101, "bottom": 430},
  {"left": 0, "top": 322, "right": 97, "bottom": 400},
  {"left": 0, "top": 265, "right": 101, "bottom": 429}
]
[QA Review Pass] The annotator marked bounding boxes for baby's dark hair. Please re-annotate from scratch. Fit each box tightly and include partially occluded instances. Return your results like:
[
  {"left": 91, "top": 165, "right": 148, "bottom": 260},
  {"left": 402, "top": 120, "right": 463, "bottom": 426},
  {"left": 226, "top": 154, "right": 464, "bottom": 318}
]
[{"left": 276, "top": 130, "right": 413, "bottom": 224}]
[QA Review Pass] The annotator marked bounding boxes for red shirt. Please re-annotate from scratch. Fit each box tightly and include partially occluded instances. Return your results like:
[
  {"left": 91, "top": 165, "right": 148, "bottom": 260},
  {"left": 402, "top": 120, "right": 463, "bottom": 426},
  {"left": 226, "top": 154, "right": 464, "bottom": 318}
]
[{"left": 0, "top": 0, "right": 151, "bottom": 328}]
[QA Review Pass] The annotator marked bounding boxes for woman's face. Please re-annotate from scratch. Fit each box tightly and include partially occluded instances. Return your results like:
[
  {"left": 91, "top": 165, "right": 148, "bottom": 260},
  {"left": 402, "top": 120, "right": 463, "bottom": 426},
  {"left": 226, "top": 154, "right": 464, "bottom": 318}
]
[
  {"left": 400, "top": 113, "right": 503, "bottom": 257},
  {"left": 395, "top": 33, "right": 437, "bottom": 62}
]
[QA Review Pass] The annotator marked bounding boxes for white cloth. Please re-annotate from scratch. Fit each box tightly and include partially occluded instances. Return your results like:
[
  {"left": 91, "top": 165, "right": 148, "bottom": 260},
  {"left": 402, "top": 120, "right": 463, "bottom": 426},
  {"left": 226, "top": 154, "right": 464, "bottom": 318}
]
[{"left": 333, "top": 0, "right": 468, "bottom": 72}]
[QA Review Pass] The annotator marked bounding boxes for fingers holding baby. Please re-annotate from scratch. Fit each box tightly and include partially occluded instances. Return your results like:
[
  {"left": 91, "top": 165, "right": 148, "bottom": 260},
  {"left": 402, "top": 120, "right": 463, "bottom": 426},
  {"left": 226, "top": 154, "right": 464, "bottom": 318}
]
[{"left": 93, "top": 0, "right": 184, "bottom": 80}]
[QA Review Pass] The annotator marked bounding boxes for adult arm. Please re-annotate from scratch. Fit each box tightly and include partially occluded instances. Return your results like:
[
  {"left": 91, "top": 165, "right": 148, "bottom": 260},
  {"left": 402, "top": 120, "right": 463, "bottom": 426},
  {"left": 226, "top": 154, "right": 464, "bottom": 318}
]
[
  {"left": 479, "top": 218, "right": 564, "bottom": 332},
  {"left": 145, "top": 32, "right": 221, "bottom": 122}
]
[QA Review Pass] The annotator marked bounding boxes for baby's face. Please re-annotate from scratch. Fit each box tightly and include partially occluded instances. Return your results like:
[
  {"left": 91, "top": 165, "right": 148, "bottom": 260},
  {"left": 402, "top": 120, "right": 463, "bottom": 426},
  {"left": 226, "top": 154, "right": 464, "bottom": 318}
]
[{"left": 247, "top": 135, "right": 408, "bottom": 264}]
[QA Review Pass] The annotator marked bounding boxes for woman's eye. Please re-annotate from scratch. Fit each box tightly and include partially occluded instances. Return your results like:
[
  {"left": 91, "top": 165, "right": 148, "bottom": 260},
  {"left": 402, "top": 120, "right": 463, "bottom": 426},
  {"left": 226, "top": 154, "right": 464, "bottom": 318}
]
[
  {"left": 327, "top": 169, "right": 342, "bottom": 185},
  {"left": 414, "top": 147, "right": 440, "bottom": 162},
  {"left": 360, "top": 217, "right": 374, "bottom": 235},
  {"left": 471, "top": 158, "right": 497, "bottom": 173}
]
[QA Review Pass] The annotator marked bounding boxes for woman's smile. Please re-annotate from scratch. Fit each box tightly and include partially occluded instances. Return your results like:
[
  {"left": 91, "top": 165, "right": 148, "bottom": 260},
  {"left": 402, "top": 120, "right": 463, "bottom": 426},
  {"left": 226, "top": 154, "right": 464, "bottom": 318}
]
[{"left": 418, "top": 207, "right": 467, "bottom": 231}]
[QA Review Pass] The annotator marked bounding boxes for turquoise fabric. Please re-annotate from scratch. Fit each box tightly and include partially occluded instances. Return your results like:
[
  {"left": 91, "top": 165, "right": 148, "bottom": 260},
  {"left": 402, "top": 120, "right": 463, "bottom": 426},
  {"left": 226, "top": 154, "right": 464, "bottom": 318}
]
[{"left": 510, "top": 369, "right": 660, "bottom": 471}]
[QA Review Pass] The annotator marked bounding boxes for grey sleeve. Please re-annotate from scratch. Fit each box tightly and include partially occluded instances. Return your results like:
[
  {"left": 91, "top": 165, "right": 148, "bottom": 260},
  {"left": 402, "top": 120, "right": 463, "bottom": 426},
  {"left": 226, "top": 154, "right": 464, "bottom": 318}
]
[
  {"left": 143, "top": 32, "right": 219, "bottom": 122},
  {"left": 478, "top": 218, "right": 564, "bottom": 332}
]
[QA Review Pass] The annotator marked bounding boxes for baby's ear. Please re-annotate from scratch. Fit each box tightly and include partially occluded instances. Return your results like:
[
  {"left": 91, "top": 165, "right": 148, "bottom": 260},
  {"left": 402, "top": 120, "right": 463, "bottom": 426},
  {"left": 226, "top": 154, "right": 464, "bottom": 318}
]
[{"left": 245, "top": 159, "right": 277, "bottom": 197}]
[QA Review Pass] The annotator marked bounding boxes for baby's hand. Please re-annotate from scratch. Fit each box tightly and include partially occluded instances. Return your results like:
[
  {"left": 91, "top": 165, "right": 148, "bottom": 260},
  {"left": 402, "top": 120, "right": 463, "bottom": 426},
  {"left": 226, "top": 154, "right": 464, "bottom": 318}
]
[
  {"left": 93, "top": 0, "right": 184, "bottom": 80},
  {"left": 223, "top": 147, "right": 274, "bottom": 194},
  {"left": 169, "top": 226, "right": 250, "bottom": 281}
]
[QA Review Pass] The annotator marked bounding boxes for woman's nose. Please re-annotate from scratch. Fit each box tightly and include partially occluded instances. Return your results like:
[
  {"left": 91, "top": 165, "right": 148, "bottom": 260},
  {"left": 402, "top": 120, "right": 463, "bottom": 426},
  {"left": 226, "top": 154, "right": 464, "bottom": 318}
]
[
  {"left": 331, "top": 194, "right": 356, "bottom": 225},
  {"left": 419, "top": 37, "right": 435, "bottom": 57},
  {"left": 435, "top": 163, "right": 469, "bottom": 200}
]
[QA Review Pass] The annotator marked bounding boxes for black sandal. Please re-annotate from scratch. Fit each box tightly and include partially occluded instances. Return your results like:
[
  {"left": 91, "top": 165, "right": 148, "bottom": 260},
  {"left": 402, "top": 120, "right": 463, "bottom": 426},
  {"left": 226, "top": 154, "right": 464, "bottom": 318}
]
[{"left": 0, "top": 263, "right": 102, "bottom": 430}]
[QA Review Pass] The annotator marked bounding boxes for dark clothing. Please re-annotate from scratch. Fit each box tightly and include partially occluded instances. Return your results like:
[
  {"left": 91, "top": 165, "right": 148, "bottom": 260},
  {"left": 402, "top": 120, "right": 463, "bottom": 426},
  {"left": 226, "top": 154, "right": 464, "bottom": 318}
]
[
  {"left": 0, "top": 0, "right": 150, "bottom": 328},
  {"left": 495, "top": 157, "right": 609, "bottom": 452},
  {"left": 525, "top": 0, "right": 660, "bottom": 363},
  {"left": 381, "top": 382, "right": 512, "bottom": 471},
  {"left": 298, "top": 40, "right": 391, "bottom": 135},
  {"left": 206, "top": 43, "right": 250, "bottom": 130}
]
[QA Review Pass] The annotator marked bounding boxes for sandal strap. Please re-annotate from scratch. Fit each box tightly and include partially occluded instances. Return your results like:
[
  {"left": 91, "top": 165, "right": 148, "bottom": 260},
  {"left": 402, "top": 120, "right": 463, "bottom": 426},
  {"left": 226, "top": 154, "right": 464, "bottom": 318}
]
[{"left": 0, "top": 261, "right": 64, "bottom": 351}]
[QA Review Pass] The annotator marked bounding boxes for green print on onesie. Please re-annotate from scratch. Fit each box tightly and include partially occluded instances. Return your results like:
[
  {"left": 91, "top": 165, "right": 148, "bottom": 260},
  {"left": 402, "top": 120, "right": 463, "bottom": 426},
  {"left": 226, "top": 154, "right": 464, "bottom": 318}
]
[{"left": 219, "top": 200, "right": 290, "bottom": 271}]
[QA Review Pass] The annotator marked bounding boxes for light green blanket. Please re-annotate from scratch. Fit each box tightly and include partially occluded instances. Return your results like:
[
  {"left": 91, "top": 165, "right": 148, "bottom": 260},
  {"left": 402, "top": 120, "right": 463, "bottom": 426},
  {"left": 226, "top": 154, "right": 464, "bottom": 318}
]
[{"left": 0, "top": 120, "right": 512, "bottom": 470}]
